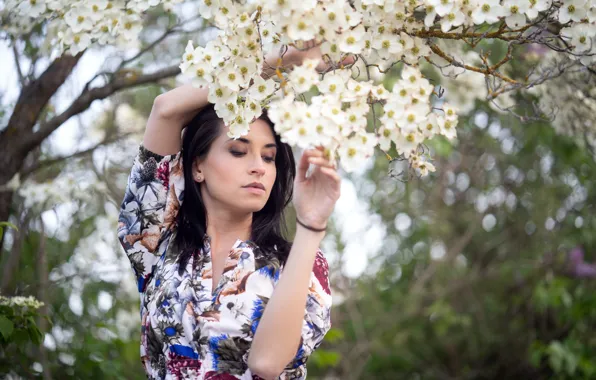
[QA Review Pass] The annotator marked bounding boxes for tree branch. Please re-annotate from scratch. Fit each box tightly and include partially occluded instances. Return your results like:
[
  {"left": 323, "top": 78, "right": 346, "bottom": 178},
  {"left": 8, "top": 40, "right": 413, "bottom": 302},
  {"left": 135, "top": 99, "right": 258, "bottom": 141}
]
[
  {"left": 19, "top": 132, "right": 134, "bottom": 179},
  {"left": 3, "top": 53, "right": 83, "bottom": 139},
  {"left": 429, "top": 43, "right": 520, "bottom": 84},
  {"left": 22, "top": 65, "right": 180, "bottom": 155},
  {"left": 12, "top": 42, "right": 26, "bottom": 87}
]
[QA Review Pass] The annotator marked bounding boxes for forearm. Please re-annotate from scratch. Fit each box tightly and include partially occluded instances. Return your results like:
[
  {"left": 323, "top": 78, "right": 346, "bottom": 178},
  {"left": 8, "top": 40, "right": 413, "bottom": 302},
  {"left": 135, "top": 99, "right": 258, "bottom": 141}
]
[
  {"left": 247, "top": 225, "right": 326, "bottom": 379},
  {"left": 142, "top": 84, "right": 209, "bottom": 155}
]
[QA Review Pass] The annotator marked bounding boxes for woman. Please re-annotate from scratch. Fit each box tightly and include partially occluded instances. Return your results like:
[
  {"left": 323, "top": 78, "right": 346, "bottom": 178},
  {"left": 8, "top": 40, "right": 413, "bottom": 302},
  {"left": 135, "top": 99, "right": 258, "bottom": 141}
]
[{"left": 117, "top": 46, "right": 342, "bottom": 379}]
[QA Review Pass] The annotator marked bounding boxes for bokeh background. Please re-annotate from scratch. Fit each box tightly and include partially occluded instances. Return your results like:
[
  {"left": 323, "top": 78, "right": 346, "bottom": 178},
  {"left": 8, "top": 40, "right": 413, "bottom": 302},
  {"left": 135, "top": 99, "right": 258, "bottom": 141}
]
[{"left": 1, "top": 3, "right": 596, "bottom": 379}]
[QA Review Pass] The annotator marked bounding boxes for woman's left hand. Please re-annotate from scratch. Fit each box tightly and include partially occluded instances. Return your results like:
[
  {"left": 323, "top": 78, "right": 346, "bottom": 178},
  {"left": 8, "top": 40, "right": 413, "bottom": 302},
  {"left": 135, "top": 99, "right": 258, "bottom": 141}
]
[{"left": 293, "top": 146, "right": 341, "bottom": 230}]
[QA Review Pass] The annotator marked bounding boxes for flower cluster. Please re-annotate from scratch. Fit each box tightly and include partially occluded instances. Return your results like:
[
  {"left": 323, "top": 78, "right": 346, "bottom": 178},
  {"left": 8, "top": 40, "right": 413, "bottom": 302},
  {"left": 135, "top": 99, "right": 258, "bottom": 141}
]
[
  {"left": 180, "top": 0, "right": 596, "bottom": 175},
  {"left": 177, "top": 0, "right": 596, "bottom": 174},
  {"left": 17, "top": 172, "right": 108, "bottom": 211},
  {"left": 5, "top": 0, "right": 596, "bottom": 174},
  {"left": 418, "top": 0, "right": 596, "bottom": 66},
  {"left": 179, "top": 1, "right": 458, "bottom": 174},
  {"left": 266, "top": 63, "right": 457, "bottom": 173},
  {"left": 1, "top": 0, "right": 182, "bottom": 55},
  {"left": 0, "top": 295, "right": 45, "bottom": 309}
]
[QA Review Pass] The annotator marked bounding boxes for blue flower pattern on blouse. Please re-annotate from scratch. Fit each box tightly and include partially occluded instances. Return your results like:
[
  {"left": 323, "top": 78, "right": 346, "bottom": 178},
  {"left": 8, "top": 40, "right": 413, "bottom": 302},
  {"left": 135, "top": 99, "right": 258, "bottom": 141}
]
[{"left": 117, "top": 144, "right": 332, "bottom": 379}]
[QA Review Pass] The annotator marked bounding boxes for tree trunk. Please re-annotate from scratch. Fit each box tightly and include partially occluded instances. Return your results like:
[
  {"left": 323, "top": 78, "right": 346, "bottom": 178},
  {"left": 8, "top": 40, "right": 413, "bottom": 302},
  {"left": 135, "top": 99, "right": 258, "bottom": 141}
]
[
  {"left": 0, "top": 61, "right": 179, "bottom": 252},
  {"left": 0, "top": 207, "right": 29, "bottom": 293},
  {"left": 0, "top": 54, "right": 82, "bottom": 248}
]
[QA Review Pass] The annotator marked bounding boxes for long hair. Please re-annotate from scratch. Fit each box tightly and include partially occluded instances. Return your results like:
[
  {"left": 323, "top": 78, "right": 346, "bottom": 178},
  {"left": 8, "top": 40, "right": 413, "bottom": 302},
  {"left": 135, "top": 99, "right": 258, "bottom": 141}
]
[{"left": 173, "top": 103, "right": 296, "bottom": 275}]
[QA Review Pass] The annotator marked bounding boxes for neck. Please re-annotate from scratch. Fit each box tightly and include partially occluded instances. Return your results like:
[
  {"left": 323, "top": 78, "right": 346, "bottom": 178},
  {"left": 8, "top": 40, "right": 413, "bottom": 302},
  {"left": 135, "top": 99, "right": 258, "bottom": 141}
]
[{"left": 206, "top": 210, "right": 253, "bottom": 250}]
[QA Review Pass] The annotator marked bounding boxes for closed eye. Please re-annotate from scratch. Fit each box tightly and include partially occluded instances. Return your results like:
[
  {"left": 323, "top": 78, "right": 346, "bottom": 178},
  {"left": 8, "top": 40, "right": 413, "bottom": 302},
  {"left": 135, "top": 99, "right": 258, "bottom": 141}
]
[{"left": 230, "top": 150, "right": 275, "bottom": 163}]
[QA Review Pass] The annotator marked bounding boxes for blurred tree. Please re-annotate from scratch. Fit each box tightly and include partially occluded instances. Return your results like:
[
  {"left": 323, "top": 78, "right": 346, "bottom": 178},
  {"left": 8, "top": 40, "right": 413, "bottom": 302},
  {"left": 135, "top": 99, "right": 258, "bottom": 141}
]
[
  {"left": 317, "top": 103, "right": 596, "bottom": 380},
  {"left": 0, "top": 4, "right": 206, "bottom": 244}
]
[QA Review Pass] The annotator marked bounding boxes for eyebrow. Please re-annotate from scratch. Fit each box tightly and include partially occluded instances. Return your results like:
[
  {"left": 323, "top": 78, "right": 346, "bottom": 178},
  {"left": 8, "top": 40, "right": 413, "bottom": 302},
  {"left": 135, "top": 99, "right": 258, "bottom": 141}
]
[{"left": 227, "top": 137, "right": 277, "bottom": 148}]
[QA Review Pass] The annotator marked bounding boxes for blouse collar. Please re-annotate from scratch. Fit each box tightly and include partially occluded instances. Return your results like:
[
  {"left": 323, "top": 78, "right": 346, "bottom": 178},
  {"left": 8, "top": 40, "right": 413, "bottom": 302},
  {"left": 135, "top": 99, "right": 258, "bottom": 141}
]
[{"left": 202, "top": 233, "right": 258, "bottom": 251}]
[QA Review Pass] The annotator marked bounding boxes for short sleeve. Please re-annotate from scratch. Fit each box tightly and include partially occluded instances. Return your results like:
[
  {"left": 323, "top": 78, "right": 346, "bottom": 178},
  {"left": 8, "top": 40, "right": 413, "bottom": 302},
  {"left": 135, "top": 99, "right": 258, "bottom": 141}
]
[
  {"left": 117, "top": 143, "right": 184, "bottom": 292},
  {"left": 284, "top": 249, "right": 332, "bottom": 372}
]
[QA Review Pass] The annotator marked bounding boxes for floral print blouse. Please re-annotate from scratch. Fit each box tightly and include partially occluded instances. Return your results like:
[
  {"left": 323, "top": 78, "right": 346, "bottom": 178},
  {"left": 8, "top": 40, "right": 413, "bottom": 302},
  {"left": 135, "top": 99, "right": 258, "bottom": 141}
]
[{"left": 117, "top": 144, "right": 332, "bottom": 379}]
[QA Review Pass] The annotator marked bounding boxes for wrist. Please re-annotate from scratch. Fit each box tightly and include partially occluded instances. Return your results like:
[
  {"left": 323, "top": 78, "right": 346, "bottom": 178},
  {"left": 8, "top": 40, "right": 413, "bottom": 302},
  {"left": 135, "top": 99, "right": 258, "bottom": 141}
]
[
  {"left": 296, "top": 216, "right": 327, "bottom": 235},
  {"left": 295, "top": 222, "right": 326, "bottom": 239}
]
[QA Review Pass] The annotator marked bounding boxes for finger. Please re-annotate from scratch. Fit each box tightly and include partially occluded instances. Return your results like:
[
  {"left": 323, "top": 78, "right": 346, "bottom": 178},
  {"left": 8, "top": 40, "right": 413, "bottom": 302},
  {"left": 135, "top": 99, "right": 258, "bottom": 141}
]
[
  {"left": 320, "top": 166, "right": 342, "bottom": 185},
  {"left": 296, "top": 150, "right": 311, "bottom": 182},
  {"left": 314, "top": 148, "right": 337, "bottom": 167},
  {"left": 316, "top": 146, "right": 336, "bottom": 162},
  {"left": 308, "top": 156, "right": 335, "bottom": 168},
  {"left": 304, "top": 148, "right": 324, "bottom": 158}
]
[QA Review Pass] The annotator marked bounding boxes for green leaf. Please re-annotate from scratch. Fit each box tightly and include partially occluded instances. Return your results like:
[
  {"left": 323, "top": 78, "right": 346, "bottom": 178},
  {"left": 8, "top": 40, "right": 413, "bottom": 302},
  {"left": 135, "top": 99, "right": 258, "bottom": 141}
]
[
  {"left": 11, "top": 329, "right": 30, "bottom": 345},
  {"left": 27, "top": 325, "right": 44, "bottom": 345},
  {"left": 0, "top": 315, "right": 14, "bottom": 339}
]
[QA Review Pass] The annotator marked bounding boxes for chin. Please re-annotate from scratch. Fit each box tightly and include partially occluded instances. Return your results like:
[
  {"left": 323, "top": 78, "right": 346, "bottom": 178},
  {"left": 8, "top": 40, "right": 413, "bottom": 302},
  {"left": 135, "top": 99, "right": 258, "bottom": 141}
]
[
  {"left": 235, "top": 198, "right": 268, "bottom": 212},
  {"left": 249, "top": 200, "right": 268, "bottom": 211}
]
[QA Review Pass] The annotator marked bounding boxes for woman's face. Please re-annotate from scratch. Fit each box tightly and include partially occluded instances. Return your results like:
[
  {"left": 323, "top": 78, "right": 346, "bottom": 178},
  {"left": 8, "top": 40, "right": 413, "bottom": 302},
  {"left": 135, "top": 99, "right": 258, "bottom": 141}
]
[{"left": 193, "top": 118, "right": 278, "bottom": 215}]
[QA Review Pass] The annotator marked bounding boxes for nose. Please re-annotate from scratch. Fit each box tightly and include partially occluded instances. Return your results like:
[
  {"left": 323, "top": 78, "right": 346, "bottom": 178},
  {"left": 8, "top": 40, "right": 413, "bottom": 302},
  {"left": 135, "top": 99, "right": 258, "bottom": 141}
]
[{"left": 249, "top": 156, "right": 267, "bottom": 176}]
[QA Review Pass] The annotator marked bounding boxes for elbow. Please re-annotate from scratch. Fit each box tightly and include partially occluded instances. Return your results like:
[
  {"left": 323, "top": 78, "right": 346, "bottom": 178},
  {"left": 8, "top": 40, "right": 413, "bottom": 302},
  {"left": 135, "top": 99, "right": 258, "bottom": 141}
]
[
  {"left": 152, "top": 94, "right": 177, "bottom": 121},
  {"left": 247, "top": 357, "right": 284, "bottom": 380},
  {"left": 248, "top": 366, "right": 282, "bottom": 380}
]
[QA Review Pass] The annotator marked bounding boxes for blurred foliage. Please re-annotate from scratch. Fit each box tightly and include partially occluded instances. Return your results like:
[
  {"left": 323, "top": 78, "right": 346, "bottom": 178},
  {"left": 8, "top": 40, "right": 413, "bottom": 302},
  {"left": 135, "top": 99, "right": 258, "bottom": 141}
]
[
  {"left": 306, "top": 103, "right": 596, "bottom": 380},
  {"left": 0, "top": 295, "right": 45, "bottom": 374}
]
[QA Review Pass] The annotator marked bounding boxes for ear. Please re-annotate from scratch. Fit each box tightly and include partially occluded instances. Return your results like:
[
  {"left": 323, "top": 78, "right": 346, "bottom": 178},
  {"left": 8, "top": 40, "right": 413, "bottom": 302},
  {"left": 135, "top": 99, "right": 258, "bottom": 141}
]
[{"left": 192, "top": 158, "right": 203, "bottom": 182}]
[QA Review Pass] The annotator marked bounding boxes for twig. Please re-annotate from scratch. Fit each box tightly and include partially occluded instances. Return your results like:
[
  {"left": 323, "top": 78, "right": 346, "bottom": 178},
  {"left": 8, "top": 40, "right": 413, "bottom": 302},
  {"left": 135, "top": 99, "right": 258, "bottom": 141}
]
[
  {"left": 429, "top": 43, "right": 519, "bottom": 84},
  {"left": 11, "top": 40, "right": 25, "bottom": 87},
  {"left": 24, "top": 65, "right": 180, "bottom": 154},
  {"left": 20, "top": 132, "right": 134, "bottom": 179}
]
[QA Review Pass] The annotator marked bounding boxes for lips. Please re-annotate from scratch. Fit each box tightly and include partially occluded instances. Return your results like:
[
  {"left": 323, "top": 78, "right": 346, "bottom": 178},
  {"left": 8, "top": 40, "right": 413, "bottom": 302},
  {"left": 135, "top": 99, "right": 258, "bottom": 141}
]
[{"left": 244, "top": 182, "right": 265, "bottom": 190}]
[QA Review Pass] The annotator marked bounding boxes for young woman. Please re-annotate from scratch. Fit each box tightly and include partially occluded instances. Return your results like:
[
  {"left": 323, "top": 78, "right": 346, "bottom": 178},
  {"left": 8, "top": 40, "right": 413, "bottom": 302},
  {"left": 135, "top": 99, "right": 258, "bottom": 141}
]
[{"left": 117, "top": 46, "right": 342, "bottom": 379}]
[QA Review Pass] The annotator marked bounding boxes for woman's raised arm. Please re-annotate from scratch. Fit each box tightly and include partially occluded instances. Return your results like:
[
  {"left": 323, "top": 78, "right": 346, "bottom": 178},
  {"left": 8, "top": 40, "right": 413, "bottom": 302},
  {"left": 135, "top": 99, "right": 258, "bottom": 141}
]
[{"left": 143, "top": 84, "right": 209, "bottom": 156}]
